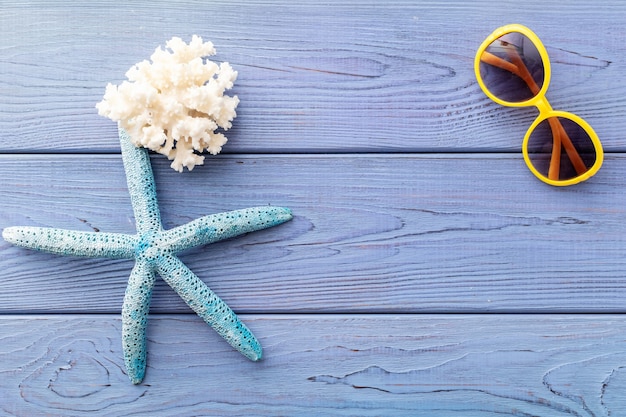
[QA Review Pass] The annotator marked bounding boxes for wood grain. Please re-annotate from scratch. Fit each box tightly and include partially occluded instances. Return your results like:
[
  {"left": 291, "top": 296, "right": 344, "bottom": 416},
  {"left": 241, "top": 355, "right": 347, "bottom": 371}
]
[
  {"left": 1, "top": 0, "right": 624, "bottom": 153},
  {"left": 1, "top": 314, "right": 625, "bottom": 416},
  {"left": 1, "top": 153, "right": 625, "bottom": 314}
]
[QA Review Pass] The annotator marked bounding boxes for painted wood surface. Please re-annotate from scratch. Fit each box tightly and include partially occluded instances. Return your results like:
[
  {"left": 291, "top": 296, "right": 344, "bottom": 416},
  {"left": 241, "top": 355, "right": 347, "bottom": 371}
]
[
  {"left": 2, "top": 0, "right": 626, "bottom": 415},
  {"left": 1, "top": 154, "right": 626, "bottom": 314},
  {"left": 2, "top": 315, "right": 626, "bottom": 416},
  {"left": 1, "top": 0, "right": 625, "bottom": 153}
]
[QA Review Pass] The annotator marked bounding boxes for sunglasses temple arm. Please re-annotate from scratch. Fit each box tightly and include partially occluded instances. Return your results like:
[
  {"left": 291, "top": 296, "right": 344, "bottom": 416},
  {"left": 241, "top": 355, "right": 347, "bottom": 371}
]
[
  {"left": 484, "top": 49, "right": 589, "bottom": 177},
  {"left": 506, "top": 49, "right": 541, "bottom": 95},
  {"left": 480, "top": 51, "right": 540, "bottom": 96},
  {"left": 508, "top": 49, "right": 589, "bottom": 176},
  {"left": 547, "top": 119, "right": 561, "bottom": 180},
  {"left": 550, "top": 118, "right": 589, "bottom": 176},
  {"left": 546, "top": 121, "right": 592, "bottom": 180},
  {"left": 480, "top": 51, "right": 518, "bottom": 74}
]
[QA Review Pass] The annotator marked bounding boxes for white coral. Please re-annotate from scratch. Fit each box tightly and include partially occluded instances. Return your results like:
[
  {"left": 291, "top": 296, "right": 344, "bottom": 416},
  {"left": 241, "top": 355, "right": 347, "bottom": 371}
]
[{"left": 96, "top": 35, "right": 239, "bottom": 172}]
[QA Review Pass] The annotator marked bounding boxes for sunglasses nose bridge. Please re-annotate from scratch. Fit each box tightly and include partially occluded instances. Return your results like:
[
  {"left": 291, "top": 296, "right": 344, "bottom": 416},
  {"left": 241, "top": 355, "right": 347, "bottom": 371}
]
[{"left": 533, "top": 95, "right": 554, "bottom": 116}]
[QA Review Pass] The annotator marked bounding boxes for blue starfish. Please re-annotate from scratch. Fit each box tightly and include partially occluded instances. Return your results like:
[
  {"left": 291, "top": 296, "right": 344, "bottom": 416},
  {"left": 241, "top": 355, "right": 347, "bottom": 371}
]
[{"left": 2, "top": 129, "right": 292, "bottom": 384}]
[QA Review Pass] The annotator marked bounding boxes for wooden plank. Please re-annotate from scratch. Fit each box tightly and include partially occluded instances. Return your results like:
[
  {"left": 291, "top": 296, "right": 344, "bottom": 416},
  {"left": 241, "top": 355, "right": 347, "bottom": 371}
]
[
  {"left": 1, "top": 153, "right": 625, "bottom": 313},
  {"left": 1, "top": 0, "right": 624, "bottom": 153},
  {"left": 1, "top": 314, "right": 625, "bottom": 416}
]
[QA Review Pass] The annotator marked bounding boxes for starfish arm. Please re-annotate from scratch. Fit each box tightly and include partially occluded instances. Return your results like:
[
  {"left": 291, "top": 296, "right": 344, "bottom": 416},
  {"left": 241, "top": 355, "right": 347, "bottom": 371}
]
[
  {"left": 155, "top": 253, "right": 262, "bottom": 361},
  {"left": 2, "top": 226, "right": 136, "bottom": 259},
  {"left": 119, "top": 128, "right": 163, "bottom": 233},
  {"left": 163, "top": 206, "right": 293, "bottom": 253},
  {"left": 122, "top": 259, "right": 157, "bottom": 384}
]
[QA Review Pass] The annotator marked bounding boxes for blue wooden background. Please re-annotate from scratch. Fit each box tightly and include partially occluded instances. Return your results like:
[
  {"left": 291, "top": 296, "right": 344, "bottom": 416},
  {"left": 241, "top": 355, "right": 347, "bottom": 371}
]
[{"left": 2, "top": 1, "right": 626, "bottom": 415}]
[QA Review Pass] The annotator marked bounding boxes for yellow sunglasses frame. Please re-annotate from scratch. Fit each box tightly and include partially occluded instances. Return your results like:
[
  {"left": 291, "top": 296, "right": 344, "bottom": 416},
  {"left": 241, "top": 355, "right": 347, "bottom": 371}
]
[{"left": 474, "top": 24, "right": 604, "bottom": 186}]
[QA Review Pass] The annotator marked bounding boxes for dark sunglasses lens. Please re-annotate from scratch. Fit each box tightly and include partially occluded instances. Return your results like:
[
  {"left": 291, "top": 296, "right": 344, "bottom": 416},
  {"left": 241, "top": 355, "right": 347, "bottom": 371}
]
[
  {"left": 479, "top": 32, "right": 545, "bottom": 103},
  {"left": 527, "top": 117, "right": 596, "bottom": 181}
]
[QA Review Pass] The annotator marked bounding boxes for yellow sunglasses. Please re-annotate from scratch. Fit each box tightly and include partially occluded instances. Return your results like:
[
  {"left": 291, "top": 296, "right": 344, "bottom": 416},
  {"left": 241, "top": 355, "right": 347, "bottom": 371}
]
[{"left": 474, "top": 24, "right": 603, "bottom": 186}]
